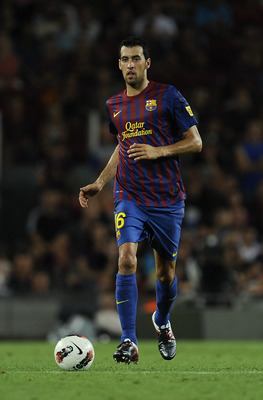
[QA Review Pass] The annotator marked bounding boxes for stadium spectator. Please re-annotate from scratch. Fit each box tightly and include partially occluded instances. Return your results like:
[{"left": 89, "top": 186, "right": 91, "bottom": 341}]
[
  {"left": 194, "top": 0, "right": 233, "bottom": 32},
  {"left": 235, "top": 119, "right": 263, "bottom": 199},
  {"left": 0, "top": 32, "right": 20, "bottom": 89},
  {"left": 7, "top": 251, "right": 35, "bottom": 295},
  {"left": 31, "top": 270, "right": 51, "bottom": 295},
  {"left": 26, "top": 187, "right": 72, "bottom": 242}
]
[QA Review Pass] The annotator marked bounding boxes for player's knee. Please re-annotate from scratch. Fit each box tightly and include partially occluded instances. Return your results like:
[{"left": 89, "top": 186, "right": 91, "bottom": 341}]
[
  {"left": 157, "top": 270, "right": 175, "bottom": 286},
  {"left": 118, "top": 252, "right": 137, "bottom": 274}
]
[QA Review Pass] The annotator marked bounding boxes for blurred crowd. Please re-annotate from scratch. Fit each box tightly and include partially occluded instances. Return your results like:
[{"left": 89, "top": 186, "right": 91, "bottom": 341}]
[{"left": 0, "top": 0, "right": 263, "bottom": 314}]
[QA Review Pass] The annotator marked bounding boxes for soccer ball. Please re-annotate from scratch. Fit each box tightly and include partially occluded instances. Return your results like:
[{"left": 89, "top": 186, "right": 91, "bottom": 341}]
[{"left": 54, "top": 334, "right": 95, "bottom": 371}]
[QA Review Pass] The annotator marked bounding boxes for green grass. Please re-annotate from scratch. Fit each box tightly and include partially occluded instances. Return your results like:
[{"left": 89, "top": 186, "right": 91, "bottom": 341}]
[{"left": 0, "top": 340, "right": 263, "bottom": 400}]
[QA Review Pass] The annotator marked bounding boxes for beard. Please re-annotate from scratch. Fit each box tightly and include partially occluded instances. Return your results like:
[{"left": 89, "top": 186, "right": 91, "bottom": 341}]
[{"left": 125, "top": 73, "right": 143, "bottom": 89}]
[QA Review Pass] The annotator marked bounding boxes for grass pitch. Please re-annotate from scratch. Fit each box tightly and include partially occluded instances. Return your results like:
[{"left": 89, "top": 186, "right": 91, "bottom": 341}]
[{"left": 0, "top": 340, "right": 262, "bottom": 400}]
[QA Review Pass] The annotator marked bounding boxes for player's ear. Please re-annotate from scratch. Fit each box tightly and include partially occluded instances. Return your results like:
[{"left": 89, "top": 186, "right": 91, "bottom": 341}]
[
  {"left": 119, "top": 59, "right": 122, "bottom": 70},
  {"left": 146, "top": 58, "right": 151, "bottom": 70}
]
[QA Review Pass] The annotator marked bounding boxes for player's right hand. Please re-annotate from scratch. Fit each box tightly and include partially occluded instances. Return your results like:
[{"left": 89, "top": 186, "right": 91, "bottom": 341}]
[{"left": 79, "top": 183, "right": 101, "bottom": 208}]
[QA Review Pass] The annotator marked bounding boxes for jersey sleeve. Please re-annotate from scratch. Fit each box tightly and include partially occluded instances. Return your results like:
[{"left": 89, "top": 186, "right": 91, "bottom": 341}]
[
  {"left": 106, "top": 99, "right": 118, "bottom": 135},
  {"left": 171, "top": 88, "right": 198, "bottom": 134}
]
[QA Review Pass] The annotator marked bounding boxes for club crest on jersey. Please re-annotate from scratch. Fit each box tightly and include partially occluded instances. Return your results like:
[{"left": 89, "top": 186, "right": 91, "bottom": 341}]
[{"left": 145, "top": 99, "right": 157, "bottom": 111}]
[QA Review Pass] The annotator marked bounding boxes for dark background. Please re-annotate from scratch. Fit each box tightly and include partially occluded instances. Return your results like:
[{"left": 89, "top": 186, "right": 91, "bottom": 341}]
[{"left": 0, "top": 0, "right": 263, "bottom": 315}]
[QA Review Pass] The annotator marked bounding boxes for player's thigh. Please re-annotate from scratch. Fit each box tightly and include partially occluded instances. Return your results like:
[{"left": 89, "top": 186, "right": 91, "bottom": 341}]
[
  {"left": 114, "top": 200, "right": 148, "bottom": 247},
  {"left": 148, "top": 207, "right": 184, "bottom": 261}
]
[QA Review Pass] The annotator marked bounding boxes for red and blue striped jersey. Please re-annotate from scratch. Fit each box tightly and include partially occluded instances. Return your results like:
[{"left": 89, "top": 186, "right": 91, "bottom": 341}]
[{"left": 106, "top": 81, "right": 198, "bottom": 207}]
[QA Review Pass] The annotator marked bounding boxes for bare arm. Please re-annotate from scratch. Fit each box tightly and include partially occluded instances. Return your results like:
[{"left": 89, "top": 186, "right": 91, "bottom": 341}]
[
  {"left": 79, "top": 145, "right": 119, "bottom": 208},
  {"left": 127, "top": 125, "right": 202, "bottom": 161}
]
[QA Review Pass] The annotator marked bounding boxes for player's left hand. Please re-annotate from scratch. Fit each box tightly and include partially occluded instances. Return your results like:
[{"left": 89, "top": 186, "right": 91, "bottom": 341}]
[{"left": 127, "top": 143, "right": 161, "bottom": 161}]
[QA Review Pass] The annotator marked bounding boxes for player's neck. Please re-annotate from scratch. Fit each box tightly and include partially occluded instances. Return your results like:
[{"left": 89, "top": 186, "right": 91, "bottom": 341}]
[{"left": 126, "top": 79, "right": 150, "bottom": 97}]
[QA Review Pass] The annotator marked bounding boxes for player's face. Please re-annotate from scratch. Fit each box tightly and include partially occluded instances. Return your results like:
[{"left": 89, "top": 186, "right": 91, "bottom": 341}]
[{"left": 119, "top": 46, "right": 151, "bottom": 89}]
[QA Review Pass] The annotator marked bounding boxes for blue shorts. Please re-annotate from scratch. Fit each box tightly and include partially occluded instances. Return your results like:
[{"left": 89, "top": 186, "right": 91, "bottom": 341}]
[{"left": 114, "top": 200, "right": 185, "bottom": 260}]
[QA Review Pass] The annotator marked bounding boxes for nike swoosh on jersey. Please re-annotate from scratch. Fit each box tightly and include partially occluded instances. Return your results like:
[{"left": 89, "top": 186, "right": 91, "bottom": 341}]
[
  {"left": 116, "top": 299, "right": 129, "bottom": 305},
  {"left": 71, "top": 341, "right": 83, "bottom": 355},
  {"left": 113, "top": 110, "right": 122, "bottom": 118}
]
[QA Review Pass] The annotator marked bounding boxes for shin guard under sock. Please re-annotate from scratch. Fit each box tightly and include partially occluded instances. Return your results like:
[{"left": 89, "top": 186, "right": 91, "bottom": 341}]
[
  {"left": 115, "top": 273, "right": 138, "bottom": 345},
  {"left": 155, "top": 276, "right": 177, "bottom": 327}
]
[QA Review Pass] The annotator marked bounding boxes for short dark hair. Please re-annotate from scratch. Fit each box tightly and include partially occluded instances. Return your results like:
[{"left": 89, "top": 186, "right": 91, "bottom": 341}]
[{"left": 119, "top": 36, "right": 150, "bottom": 60}]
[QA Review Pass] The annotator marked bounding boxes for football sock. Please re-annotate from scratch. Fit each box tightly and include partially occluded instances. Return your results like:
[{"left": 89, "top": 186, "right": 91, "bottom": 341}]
[
  {"left": 115, "top": 273, "right": 138, "bottom": 345},
  {"left": 155, "top": 276, "right": 177, "bottom": 327}
]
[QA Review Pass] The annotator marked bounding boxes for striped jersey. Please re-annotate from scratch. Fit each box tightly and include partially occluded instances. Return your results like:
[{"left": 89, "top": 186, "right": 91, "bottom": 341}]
[{"left": 105, "top": 81, "right": 198, "bottom": 207}]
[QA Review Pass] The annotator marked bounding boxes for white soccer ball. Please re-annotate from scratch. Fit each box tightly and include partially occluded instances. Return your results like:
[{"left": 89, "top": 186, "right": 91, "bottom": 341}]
[{"left": 54, "top": 334, "right": 95, "bottom": 371}]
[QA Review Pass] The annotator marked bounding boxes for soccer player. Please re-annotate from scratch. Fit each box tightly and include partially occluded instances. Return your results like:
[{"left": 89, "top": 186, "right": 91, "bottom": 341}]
[{"left": 79, "top": 36, "right": 202, "bottom": 363}]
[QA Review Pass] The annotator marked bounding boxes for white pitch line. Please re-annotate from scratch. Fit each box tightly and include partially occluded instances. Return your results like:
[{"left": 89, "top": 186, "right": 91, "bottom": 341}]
[
  {"left": 180, "top": 371, "right": 263, "bottom": 375},
  {"left": 1, "top": 370, "right": 263, "bottom": 375}
]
